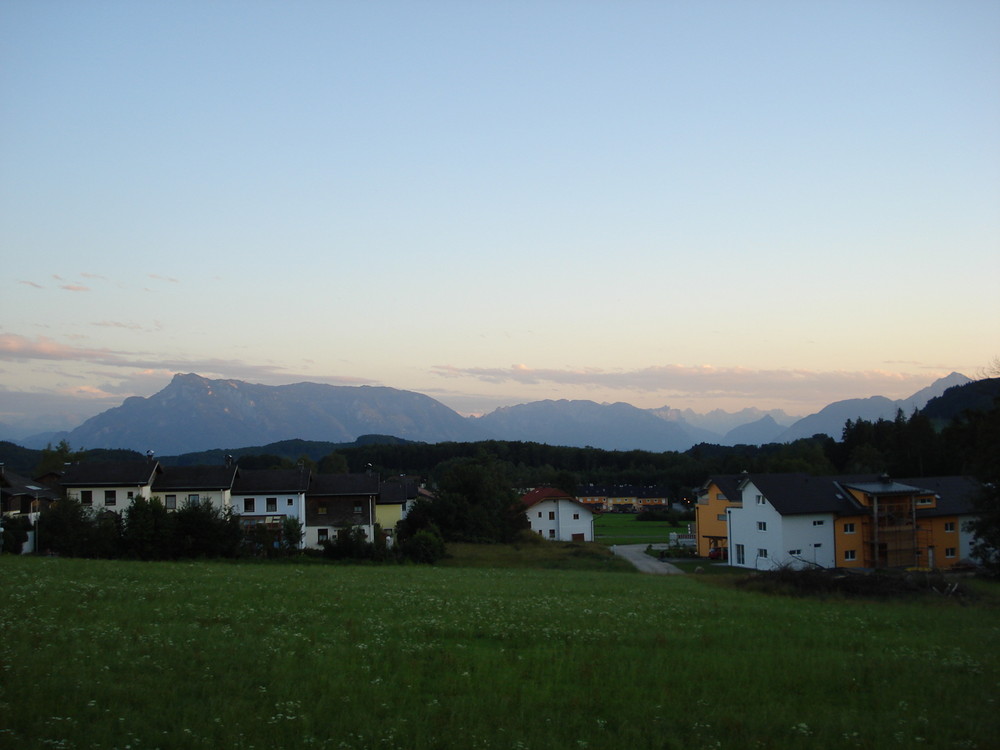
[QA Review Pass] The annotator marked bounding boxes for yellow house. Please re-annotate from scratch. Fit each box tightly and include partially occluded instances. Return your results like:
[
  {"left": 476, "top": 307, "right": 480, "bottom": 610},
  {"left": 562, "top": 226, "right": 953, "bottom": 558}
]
[{"left": 694, "top": 475, "right": 744, "bottom": 559}]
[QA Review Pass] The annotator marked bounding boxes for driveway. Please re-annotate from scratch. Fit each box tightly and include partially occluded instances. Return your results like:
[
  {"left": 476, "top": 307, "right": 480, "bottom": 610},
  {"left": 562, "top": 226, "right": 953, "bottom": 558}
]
[{"left": 612, "top": 543, "right": 685, "bottom": 575}]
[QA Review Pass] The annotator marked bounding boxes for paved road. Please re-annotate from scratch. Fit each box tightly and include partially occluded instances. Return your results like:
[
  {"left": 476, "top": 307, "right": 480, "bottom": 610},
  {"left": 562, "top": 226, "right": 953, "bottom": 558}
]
[{"left": 612, "top": 543, "right": 685, "bottom": 575}]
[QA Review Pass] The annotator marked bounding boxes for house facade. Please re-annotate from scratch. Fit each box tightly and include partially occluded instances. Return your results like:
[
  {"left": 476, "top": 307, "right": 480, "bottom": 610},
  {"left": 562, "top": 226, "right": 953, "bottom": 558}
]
[
  {"left": 60, "top": 460, "right": 162, "bottom": 512},
  {"left": 522, "top": 487, "right": 594, "bottom": 542},
  {"left": 304, "top": 473, "right": 379, "bottom": 548},
  {"left": 230, "top": 468, "right": 310, "bottom": 546},
  {"left": 723, "top": 473, "right": 979, "bottom": 571},
  {"left": 694, "top": 475, "right": 743, "bottom": 558}
]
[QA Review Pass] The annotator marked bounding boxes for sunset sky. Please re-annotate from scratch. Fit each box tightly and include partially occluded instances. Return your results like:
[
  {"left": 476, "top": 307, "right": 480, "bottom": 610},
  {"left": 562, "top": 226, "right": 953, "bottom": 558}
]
[{"left": 2, "top": 1, "right": 998, "bottom": 433}]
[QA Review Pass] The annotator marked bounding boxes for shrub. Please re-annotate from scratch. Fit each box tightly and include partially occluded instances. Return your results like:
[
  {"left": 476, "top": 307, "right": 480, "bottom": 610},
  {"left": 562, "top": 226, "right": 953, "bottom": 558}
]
[{"left": 400, "top": 526, "right": 446, "bottom": 564}]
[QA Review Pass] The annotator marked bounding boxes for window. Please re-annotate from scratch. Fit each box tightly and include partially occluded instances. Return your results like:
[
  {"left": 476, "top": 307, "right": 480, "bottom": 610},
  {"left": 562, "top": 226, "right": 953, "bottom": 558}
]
[
  {"left": 813, "top": 543, "right": 822, "bottom": 548},
  {"left": 318, "top": 504, "right": 328, "bottom": 515},
  {"left": 537, "top": 511, "right": 541, "bottom": 518},
  {"left": 548, "top": 529, "right": 556, "bottom": 538},
  {"left": 244, "top": 498, "right": 255, "bottom": 513},
  {"left": 573, "top": 513, "right": 580, "bottom": 520},
  {"left": 317, "top": 529, "right": 329, "bottom": 542},
  {"left": 717, "top": 513, "right": 727, "bottom": 521},
  {"left": 757, "top": 521, "right": 767, "bottom": 532},
  {"left": 944, "top": 522, "right": 955, "bottom": 532},
  {"left": 287, "top": 498, "right": 294, "bottom": 506},
  {"left": 945, "top": 547, "right": 956, "bottom": 558},
  {"left": 844, "top": 522, "right": 856, "bottom": 534},
  {"left": 812, "top": 520, "right": 825, "bottom": 526},
  {"left": 755, "top": 494, "right": 765, "bottom": 505},
  {"left": 757, "top": 548, "right": 768, "bottom": 559},
  {"left": 266, "top": 498, "right": 277, "bottom": 512},
  {"left": 916, "top": 495, "right": 934, "bottom": 506},
  {"left": 80, "top": 490, "right": 93, "bottom": 506},
  {"left": 844, "top": 550, "right": 857, "bottom": 561},
  {"left": 735, "top": 544, "right": 745, "bottom": 565},
  {"left": 788, "top": 549, "right": 802, "bottom": 556},
  {"left": 104, "top": 490, "right": 117, "bottom": 506},
  {"left": 165, "top": 494, "right": 177, "bottom": 510},
  {"left": 548, "top": 511, "right": 555, "bottom": 520},
  {"left": 188, "top": 494, "right": 200, "bottom": 507},
  {"left": 127, "top": 491, "right": 135, "bottom": 501}
]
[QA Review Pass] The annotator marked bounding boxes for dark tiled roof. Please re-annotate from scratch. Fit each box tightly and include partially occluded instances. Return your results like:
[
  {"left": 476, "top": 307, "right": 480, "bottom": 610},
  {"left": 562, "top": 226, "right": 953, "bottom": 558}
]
[
  {"left": 232, "top": 468, "right": 310, "bottom": 495},
  {"left": 308, "top": 473, "right": 379, "bottom": 497},
  {"left": 898, "top": 476, "right": 982, "bottom": 517},
  {"left": 702, "top": 475, "right": 747, "bottom": 504},
  {"left": 743, "top": 473, "right": 862, "bottom": 516},
  {"left": 60, "top": 461, "right": 161, "bottom": 487},
  {"left": 152, "top": 465, "right": 239, "bottom": 492},
  {"left": 0, "top": 470, "right": 60, "bottom": 500}
]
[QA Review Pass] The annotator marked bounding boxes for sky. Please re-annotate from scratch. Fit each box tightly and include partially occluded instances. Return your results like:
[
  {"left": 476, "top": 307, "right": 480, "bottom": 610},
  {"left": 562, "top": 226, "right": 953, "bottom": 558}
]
[{"left": 2, "top": 0, "right": 999, "bottom": 434}]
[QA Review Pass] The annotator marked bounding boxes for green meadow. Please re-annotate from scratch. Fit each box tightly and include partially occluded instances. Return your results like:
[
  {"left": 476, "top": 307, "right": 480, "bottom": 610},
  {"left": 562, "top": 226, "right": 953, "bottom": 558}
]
[
  {"left": 593, "top": 512, "right": 689, "bottom": 545},
  {"left": 1, "top": 555, "right": 997, "bottom": 750}
]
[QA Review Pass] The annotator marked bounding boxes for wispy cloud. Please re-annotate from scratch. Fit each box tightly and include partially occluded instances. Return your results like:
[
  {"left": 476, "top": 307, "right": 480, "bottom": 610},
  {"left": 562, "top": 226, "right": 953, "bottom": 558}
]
[
  {"left": 0, "top": 333, "right": 373, "bottom": 390},
  {"left": 148, "top": 273, "right": 179, "bottom": 283},
  {"left": 18, "top": 280, "right": 44, "bottom": 289},
  {"left": 60, "top": 284, "right": 90, "bottom": 292}
]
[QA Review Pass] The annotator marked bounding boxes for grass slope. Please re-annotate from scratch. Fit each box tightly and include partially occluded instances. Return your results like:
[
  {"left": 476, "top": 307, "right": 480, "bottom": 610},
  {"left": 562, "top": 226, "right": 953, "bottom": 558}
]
[{"left": 1, "top": 557, "right": 997, "bottom": 750}]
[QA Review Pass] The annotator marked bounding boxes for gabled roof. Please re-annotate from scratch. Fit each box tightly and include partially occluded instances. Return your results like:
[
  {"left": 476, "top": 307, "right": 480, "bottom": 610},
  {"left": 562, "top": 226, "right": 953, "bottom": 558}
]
[
  {"left": 308, "top": 473, "right": 379, "bottom": 497},
  {"left": 378, "top": 478, "right": 419, "bottom": 505},
  {"left": 232, "top": 468, "right": 310, "bottom": 495},
  {"left": 60, "top": 461, "right": 162, "bottom": 488},
  {"left": 521, "top": 487, "right": 591, "bottom": 512},
  {"left": 898, "top": 475, "right": 981, "bottom": 517},
  {"left": 152, "top": 465, "right": 239, "bottom": 492},
  {"left": 701, "top": 475, "right": 746, "bottom": 503},
  {"left": 0, "top": 470, "right": 60, "bottom": 500},
  {"left": 740, "top": 473, "right": 862, "bottom": 516}
]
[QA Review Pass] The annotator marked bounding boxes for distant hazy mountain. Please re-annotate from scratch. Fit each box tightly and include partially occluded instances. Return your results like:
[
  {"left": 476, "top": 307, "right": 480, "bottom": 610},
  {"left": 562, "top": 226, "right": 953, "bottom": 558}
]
[
  {"left": 474, "top": 399, "right": 702, "bottom": 452},
  {"left": 65, "top": 373, "right": 484, "bottom": 455},
  {"left": 723, "top": 415, "right": 786, "bottom": 446},
  {"left": 8, "top": 370, "right": 981, "bottom": 455},
  {"left": 667, "top": 406, "right": 797, "bottom": 435},
  {"left": 776, "top": 372, "right": 972, "bottom": 442}
]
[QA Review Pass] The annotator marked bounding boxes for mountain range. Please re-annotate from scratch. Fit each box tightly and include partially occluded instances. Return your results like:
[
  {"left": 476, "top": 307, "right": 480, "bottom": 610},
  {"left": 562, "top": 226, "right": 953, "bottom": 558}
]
[{"left": 1, "top": 371, "right": 974, "bottom": 455}]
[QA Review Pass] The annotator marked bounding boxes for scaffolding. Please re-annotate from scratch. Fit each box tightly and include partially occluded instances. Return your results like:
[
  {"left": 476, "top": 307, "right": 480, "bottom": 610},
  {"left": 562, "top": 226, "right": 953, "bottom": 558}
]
[{"left": 862, "top": 494, "right": 931, "bottom": 568}]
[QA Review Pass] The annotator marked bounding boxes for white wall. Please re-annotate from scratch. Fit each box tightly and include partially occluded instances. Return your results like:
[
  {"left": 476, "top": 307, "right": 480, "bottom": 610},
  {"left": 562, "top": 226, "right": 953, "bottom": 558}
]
[
  {"left": 526, "top": 499, "right": 593, "bottom": 542},
  {"left": 726, "top": 481, "right": 836, "bottom": 571}
]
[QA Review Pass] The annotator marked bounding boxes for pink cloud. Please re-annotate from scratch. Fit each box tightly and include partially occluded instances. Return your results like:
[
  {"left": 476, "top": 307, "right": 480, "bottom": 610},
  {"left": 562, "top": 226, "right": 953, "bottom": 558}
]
[{"left": 60, "top": 284, "right": 90, "bottom": 292}]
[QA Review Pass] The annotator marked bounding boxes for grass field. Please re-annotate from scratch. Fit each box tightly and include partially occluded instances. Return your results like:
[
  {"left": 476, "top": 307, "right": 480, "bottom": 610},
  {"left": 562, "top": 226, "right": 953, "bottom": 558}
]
[
  {"left": 593, "top": 512, "right": 689, "bottom": 545},
  {"left": 1, "top": 555, "right": 997, "bottom": 750}
]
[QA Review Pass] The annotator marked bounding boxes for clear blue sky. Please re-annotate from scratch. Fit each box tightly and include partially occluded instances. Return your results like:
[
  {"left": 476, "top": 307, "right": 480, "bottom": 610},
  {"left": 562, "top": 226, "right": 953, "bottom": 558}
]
[{"left": 2, "top": 1, "right": 998, "bottom": 431}]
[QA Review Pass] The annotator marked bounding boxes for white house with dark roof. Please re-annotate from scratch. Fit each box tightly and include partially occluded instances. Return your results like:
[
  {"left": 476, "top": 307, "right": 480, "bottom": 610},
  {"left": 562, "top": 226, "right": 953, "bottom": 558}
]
[
  {"left": 521, "top": 487, "right": 594, "bottom": 542},
  {"left": 151, "top": 463, "right": 239, "bottom": 511},
  {"left": 60, "top": 460, "right": 162, "bottom": 513},
  {"left": 230, "top": 468, "right": 310, "bottom": 544},
  {"left": 725, "top": 473, "right": 981, "bottom": 571}
]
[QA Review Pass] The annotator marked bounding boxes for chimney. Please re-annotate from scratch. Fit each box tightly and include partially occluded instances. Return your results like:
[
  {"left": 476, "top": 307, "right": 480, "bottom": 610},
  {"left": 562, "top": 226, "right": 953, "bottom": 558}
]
[{"left": 146, "top": 450, "right": 155, "bottom": 463}]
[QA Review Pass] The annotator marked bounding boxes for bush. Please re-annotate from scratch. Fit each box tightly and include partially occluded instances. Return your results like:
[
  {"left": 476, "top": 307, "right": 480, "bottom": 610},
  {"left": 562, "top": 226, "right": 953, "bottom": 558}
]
[{"left": 400, "top": 527, "right": 446, "bottom": 564}]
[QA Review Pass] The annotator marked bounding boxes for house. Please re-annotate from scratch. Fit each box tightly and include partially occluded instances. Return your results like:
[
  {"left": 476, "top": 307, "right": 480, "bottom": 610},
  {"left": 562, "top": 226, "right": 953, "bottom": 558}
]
[
  {"left": 151, "top": 463, "right": 239, "bottom": 512},
  {"left": 60, "top": 460, "right": 162, "bottom": 512},
  {"left": 376, "top": 476, "right": 419, "bottom": 545},
  {"left": 230, "top": 468, "right": 310, "bottom": 545},
  {"left": 723, "top": 473, "right": 980, "bottom": 571},
  {"left": 694, "top": 474, "right": 744, "bottom": 559},
  {"left": 522, "top": 487, "right": 594, "bottom": 542},
  {"left": 304, "top": 473, "right": 379, "bottom": 548},
  {"left": 1, "top": 465, "right": 61, "bottom": 515}
]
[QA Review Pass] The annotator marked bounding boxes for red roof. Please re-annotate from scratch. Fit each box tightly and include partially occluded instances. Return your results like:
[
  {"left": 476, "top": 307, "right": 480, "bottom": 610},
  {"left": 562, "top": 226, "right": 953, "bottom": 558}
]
[{"left": 521, "top": 487, "right": 577, "bottom": 509}]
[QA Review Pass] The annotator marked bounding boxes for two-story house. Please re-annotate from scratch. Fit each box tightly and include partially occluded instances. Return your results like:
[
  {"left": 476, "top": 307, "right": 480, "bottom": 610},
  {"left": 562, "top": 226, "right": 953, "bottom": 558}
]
[
  {"left": 304, "top": 473, "right": 379, "bottom": 548},
  {"left": 725, "top": 473, "right": 980, "bottom": 571},
  {"left": 694, "top": 474, "right": 744, "bottom": 559},
  {"left": 522, "top": 487, "right": 594, "bottom": 542},
  {"left": 230, "top": 468, "right": 310, "bottom": 544},
  {"left": 60, "top": 460, "right": 162, "bottom": 512}
]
